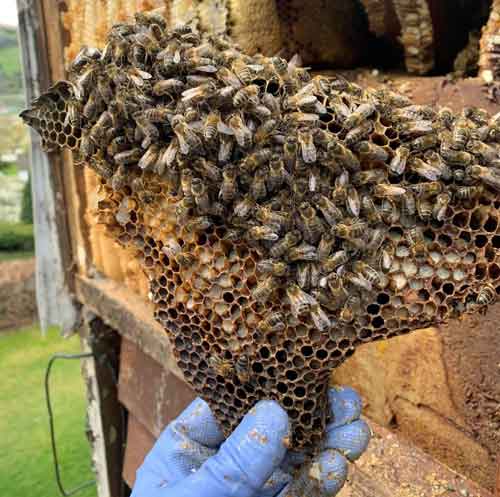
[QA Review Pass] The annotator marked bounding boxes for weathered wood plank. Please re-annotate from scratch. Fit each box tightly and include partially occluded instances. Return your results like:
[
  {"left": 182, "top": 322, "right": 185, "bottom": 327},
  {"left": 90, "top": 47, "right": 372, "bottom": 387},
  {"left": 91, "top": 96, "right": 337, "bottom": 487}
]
[
  {"left": 17, "top": 0, "right": 78, "bottom": 334},
  {"left": 80, "top": 315, "right": 125, "bottom": 497},
  {"left": 118, "top": 338, "right": 195, "bottom": 438},
  {"left": 74, "top": 274, "right": 183, "bottom": 380}
]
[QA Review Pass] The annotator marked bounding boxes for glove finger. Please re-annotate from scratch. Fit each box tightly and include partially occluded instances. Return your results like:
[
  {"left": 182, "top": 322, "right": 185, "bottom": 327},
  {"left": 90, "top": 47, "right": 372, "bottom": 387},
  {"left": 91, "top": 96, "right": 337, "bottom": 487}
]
[
  {"left": 323, "top": 419, "right": 371, "bottom": 462},
  {"left": 259, "top": 468, "right": 293, "bottom": 497},
  {"left": 276, "top": 450, "right": 348, "bottom": 497},
  {"left": 327, "top": 386, "right": 363, "bottom": 428},
  {"left": 133, "top": 397, "right": 223, "bottom": 489},
  {"left": 171, "top": 400, "right": 290, "bottom": 497}
]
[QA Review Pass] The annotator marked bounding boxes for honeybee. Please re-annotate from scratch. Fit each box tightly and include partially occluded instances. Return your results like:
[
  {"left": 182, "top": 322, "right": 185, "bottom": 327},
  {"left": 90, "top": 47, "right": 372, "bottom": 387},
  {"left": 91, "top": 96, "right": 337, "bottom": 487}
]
[
  {"left": 401, "top": 190, "right": 416, "bottom": 217},
  {"left": 346, "top": 186, "right": 361, "bottom": 217},
  {"left": 327, "top": 141, "right": 360, "bottom": 172},
  {"left": 181, "top": 81, "right": 217, "bottom": 104},
  {"left": 235, "top": 354, "right": 251, "bottom": 383},
  {"left": 392, "top": 104, "right": 435, "bottom": 121},
  {"left": 138, "top": 144, "right": 160, "bottom": 170},
  {"left": 286, "top": 284, "right": 316, "bottom": 318},
  {"left": 410, "top": 181, "right": 443, "bottom": 197},
  {"left": 256, "top": 259, "right": 288, "bottom": 276},
  {"left": 389, "top": 146, "right": 410, "bottom": 175},
  {"left": 310, "top": 303, "right": 331, "bottom": 332},
  {"left": 321, "top": 250, "right": 350, "bottom": 273},
  {"left": 216, "top": 66, "right": 242, "bottom": 89},
  {"left": 110, "top": 165, "right": 128, "bottom": 191},
  {"left": 424, "top": 150, "right": 452, "bottom": 181},
  {"left": 296, "top": 262, "right": 312, "bottom": 289},
  {"left": 437, "top": 107, "right": 454, "bottom": 130},
  {"left": 257, "top": 312, "right": 286, "bottom": 335},
  {"left": 335, "top": 221, "right": 367, "bottom": 239},
  {"left": 242, "top": 147, "right": 272, "bottom": 173},
  {"left": 330, "top": 170, "right": 349, "bottom": 205},
  {"left": 298, "top": 202, "right": 323, "bottom": 244},
  {"left": 157, "top": 138, "right": 179, "bottom": 174},
  {"left": 344, "top": 121, "right": 373, "bottom": 146},
  {"left": 396, "top": 119, "right": 433, "bottom": 137},
  {"left": 256, "top": 206, "right": 289, "bottom": 232},
  {"left": 216, "top": 165, "right": 236, "bottom": 204},
  {"left": 373, "top": 88, "right": 412, "bottom": 108},
  {"left": 88, "top": 154, "right": 114, "bottom": 179},
  {"left": 209, "top": 355, "right": 232, "bottom": 378},
  {"left": 218, "top": 134, "right": 234, "bottom": 165},
  {"left": 405, "top": 226, "right": 426, "bottom": 256},
  {"left": 416, "top": 198, "right": 432, "bottom": 221},
  {"left": 476, "top": 283, "right": 497, "bottom": 306},
  {"left": 233, "top": 84, "right": 259, "bottom": 107},
  {"left": 287, "top": 242, "right": 318, "bottom": 262},
  {"left": 250, "top": 168, "right": 267, "bottom": 201},
  {"left": 89, "top": 110, "right": 112, "bottom": 143},
  {"left": 172, "top": 115, "right": 202, "bottom": 154},
  {"left": 248, "top": 225, "right": 279, "bottom": 242},
  {"left": 286, "top": 112, "right": 319, "bottom": 126},
  {"left": 114, "top": 148, "right": 142, "bottom": 165},
  {"left": 185, "top": 216, "right": 212, "bottom": 233},
  {"left": 353, "top": 261, "right": 383, "bottom": 288},
  {"left": 297, "top": 129, "right": 317, "bottom": 164},
  {"left": 232, "top": 58, "right": 253, "bottom": 84},
  {"left": 317, "top": 233, "right": 334, "bottom": 262},
  {"left": 83, "top": 90, "right": 99, "bottom": 121},
  {"left": 410, "top": 134, "right": 438, "bottom": 152},
  {"left": 432, "top": 193, "right": 451, "bottom": 221},
  {"left": 468, "top": 165, "right": 500, "bottom": 192},
  {"left": 268, "top": 157, "right": 287, "bottom": 191},
  {"left": 203, "top": 112, "right": 220, "bottom": 142},
  {"left": 367, "top": 227, "right": 385, "bottom": 253},
  {"left": 252, "top": 276, "right": 278, "bottom": 302},
  {"left": 270, "top": 230, "right": 301, "bottom": 258},
  {"left": 378, "top": 248, "right": 393, "bottom": 273},
  {"left": 192, "top": 157, "right": 222, "bottom": 182},
  {"left": 339, "top": 295, "right": 360, "bottom": 324},
  {"left": 190, "top": 178, "right": 210, "bottom": 212},
  {"left": 65, "top": 100, "right": 83, "bottom": 128},
  {"left": 466, "top": 140, "right": 498, "bottom": 163},
  {"left": 228, "top": 113, "right": 252, "bottom": 148},
  {"left": 233, "top": 195, "right": 254, "bottom": 219},
  {"left": 361, "top": 195, "right": 382, "bottom": 223},
  {"left": 344, "top": 271, "right": 373, "bottom": 292},
  {"left": 343, "top": 102, "right": 376, "bottom": 130},
  {"left": 353, "top": 169, "right": 387, "bottom": 186},
  {"left": 440, "top": 143, "right": 473, "bottom": 166},
  {"left": 451, "top": 116, "right": 470, "bottom": 150},
  {"left": 175, "top": 252, "right": 195, "bottom": 267},
  {"left": 373, "top": 184, "right": 406, "bottom": 198}
]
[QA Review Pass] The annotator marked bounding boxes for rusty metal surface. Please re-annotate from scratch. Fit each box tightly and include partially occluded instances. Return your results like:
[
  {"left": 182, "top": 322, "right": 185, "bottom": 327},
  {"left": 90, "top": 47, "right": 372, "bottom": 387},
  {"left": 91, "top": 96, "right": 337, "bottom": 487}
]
[
  {"left": 75, "top": 274, "right": 183, "bottom": 380},
  {"left": 118, "top": 338, "right": 195, "bottom": 439}
]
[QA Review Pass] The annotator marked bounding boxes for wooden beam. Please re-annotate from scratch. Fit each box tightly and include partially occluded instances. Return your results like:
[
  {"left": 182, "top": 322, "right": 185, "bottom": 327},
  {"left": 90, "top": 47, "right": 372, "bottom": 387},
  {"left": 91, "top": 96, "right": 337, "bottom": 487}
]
[
  {"left": 80, "top": 315, "right": 126, "bottom": 497},
  {"left": 75, "top": 274, "right": 183, "bottom": 380},
  {"left": 16, "top": 0, "right": 79, "bottom": 334}
]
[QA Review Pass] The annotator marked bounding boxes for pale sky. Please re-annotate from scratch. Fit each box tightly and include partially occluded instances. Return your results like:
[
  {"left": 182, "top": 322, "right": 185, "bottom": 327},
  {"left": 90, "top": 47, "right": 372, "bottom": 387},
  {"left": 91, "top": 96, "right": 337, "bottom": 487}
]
[{"left": 1, "top": 0, "right": 18, "bottom": 27}]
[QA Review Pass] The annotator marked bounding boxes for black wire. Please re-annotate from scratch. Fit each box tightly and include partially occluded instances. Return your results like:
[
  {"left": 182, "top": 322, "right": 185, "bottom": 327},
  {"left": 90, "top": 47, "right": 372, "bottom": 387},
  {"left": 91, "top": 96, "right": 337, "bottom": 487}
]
[{"left": 45, "top": 352, "right": 96, "bottom": 497}]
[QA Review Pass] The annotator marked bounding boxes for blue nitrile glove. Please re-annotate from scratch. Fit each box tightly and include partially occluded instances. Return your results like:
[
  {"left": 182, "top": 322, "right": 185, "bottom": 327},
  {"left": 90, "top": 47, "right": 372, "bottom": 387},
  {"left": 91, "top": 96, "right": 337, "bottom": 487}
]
[{"left": 131, "top": 386, "right": 370, "bottom": 497}]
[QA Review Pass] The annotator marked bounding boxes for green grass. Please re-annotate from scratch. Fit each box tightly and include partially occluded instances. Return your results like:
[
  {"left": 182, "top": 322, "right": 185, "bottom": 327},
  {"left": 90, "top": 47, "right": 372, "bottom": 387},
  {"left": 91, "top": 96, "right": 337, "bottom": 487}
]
[
  {"left": 0, "top": 250, "right": 34, "bottom": 262},
  {"left": 0, "top": 326, "right": 97, "bottom": 497},
  {"left": 0, "top": 44, "right": 21, "bottom": 77},
  {"left": 0, "top": 222, "right": 34, "bottom": 251}
]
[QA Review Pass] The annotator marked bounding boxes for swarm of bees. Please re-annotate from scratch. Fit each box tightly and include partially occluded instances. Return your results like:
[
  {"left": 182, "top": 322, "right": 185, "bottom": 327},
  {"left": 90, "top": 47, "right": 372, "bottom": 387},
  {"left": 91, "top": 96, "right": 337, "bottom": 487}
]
[{"left": 21, "top": 14, "right": 500, "bottom": 450}]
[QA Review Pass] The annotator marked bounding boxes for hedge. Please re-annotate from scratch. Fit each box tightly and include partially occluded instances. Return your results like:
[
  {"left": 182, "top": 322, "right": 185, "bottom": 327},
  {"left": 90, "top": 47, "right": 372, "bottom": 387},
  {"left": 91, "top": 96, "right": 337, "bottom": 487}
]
[{"left": 0, "top": 222, "right": 34, "bottom": 251}]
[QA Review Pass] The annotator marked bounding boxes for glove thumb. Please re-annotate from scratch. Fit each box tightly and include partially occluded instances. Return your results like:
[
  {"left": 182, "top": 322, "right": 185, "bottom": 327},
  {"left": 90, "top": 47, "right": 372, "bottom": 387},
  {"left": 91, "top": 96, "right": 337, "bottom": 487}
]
[{"left": 170, "top": 400, "right": 290, "bottom": 497}]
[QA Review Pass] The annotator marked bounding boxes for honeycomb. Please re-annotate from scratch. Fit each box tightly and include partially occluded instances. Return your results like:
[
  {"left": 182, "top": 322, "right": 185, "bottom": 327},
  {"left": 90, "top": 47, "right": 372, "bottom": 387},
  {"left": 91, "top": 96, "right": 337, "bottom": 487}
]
[{"left": 21, "top": 16, "right": 500, "bottom": 450}]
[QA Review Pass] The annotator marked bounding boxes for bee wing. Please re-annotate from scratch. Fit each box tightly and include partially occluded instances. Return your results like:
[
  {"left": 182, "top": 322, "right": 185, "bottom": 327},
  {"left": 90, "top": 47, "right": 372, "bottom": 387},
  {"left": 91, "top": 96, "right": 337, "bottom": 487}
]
[
  {"left": 217, "top": 120, "right": 235, "bottom": 135},
  {"left": 288, "top": 53, "right": 302, "bottom": 69}
]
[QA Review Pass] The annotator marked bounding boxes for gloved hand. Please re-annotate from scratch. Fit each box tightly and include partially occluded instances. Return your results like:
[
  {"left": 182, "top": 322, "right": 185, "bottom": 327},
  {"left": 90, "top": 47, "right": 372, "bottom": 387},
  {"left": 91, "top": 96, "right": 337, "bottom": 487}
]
[{"left": 131, "top": 386, "right": 370, "bottom": 497}]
